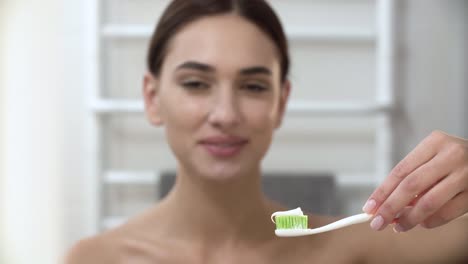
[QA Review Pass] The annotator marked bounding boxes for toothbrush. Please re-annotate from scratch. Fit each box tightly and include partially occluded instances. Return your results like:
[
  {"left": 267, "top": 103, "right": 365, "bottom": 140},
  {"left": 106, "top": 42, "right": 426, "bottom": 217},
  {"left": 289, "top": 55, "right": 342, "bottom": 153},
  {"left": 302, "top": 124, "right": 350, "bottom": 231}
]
[{"left": 271, "top": 207, "right": 372, "bottom": 237}]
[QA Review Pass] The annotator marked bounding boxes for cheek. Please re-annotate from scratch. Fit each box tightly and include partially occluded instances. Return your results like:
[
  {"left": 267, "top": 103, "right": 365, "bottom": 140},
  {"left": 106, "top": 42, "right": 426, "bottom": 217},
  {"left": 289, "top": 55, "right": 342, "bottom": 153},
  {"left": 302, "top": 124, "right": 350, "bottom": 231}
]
[
  {"left": 244, "top": 99, "right": 279, "bottom": 132},
  {"left": 161, "top": 96, "right": 204, "bottom": 160},
  {"left": 160, "top": 93, "right": 208, "bottom": 153},
  {"left": 249, "top": 111, "right": 276, "bottom": 133},
  {"left": 160, "top": 88, "right": 206, "bottom": 126},
  {"left": 247, "top": 111, "right": 276, "bottom": 160},
  {"left": 244, "top": 103, "right": 278, "bottom": 154}
]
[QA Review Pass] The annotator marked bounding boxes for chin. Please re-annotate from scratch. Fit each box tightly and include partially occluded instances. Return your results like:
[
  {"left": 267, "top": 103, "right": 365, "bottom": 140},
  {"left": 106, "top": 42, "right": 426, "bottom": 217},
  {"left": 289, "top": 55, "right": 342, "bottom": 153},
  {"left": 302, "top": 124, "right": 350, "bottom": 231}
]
[
  {"left": 201, "top": 165, "right": 248, "bottom": 181},
  {"left": 192, "top": 161, "right": 258, "bottom": 183},
  {"left": 175, "top": 146, "right": 264, "bottom": 182}
]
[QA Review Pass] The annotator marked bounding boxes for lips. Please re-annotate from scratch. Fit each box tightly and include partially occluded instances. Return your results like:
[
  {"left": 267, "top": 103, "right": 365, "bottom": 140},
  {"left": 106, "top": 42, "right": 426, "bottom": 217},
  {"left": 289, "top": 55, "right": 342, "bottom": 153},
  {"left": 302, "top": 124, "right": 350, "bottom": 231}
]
[{"left": 199, "top": 136, "right": 248, "bottom": 157}]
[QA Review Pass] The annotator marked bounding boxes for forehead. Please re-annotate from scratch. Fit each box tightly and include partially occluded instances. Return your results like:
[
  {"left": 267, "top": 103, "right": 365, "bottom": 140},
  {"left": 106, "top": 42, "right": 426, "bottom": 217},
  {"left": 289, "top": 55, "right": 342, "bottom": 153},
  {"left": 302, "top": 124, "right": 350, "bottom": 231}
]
[{"left": 161, "top": 14, "right": 281, "bottom": 75}]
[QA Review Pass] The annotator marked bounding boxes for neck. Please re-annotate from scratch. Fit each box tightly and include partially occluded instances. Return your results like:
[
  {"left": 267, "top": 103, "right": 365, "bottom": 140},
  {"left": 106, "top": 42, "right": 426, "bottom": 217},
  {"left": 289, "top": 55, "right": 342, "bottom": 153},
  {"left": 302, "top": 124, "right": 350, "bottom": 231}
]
[{"left": 156, "top": 165, "right": 277, "bottom": 245}]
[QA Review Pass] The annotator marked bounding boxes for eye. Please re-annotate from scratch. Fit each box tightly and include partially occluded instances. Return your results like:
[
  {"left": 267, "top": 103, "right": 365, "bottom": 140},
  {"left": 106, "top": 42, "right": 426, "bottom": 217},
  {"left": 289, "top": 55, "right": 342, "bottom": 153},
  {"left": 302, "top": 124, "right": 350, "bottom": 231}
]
[
  {"left": 181, "top": 80, "right": 209, "bottom": 90},
  {"left": 242, "top": 82, "right": 269, "bottom": 93}
]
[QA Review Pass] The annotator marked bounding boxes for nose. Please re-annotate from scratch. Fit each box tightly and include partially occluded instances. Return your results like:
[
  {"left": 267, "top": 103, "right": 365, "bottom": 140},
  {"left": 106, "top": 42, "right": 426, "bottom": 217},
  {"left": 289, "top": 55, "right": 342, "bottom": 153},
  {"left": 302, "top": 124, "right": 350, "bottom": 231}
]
[{"left": 207, "top": 87, "right": 241, "bottom": 129}]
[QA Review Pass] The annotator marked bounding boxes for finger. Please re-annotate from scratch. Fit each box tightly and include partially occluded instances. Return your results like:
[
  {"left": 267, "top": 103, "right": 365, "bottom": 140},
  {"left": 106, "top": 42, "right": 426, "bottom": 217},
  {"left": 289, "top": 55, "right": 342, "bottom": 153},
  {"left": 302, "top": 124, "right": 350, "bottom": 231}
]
[
  {"left": 394, "top": 172, "right": 465, "bottom": 232},
  {"left": 392, "top": 206, "right": 412, "bottom": 224},
  {"left": 371, "top": 151, "right": 452, "bottom": 231},
  {"left": 363, "top": 131, "right": 445, "bottom": 214},
  {"left": 421, "top": 191, "right": 468, "bottom": 229},
  {"left": 408, "top": 182, "right": 436, "bottom": 206},
  {"left": 391, "top": 206, "right": 413, "bottom": 224}
]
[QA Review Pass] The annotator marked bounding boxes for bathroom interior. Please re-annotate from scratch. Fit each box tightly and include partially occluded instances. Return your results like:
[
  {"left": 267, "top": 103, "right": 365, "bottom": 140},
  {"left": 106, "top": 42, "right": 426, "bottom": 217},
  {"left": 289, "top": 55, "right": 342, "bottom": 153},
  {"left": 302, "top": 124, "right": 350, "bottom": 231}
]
[{"left": 1, "top": 0, "right": 467, "bottom": 263}]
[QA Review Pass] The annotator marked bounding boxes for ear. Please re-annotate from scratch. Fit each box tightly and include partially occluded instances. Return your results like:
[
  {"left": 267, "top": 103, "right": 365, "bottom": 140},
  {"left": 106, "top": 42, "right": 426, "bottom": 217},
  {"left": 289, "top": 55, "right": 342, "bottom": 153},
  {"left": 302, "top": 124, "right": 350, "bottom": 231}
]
[
  {"left": 275, "top": 80, "right": 291, "bottom": 129},
  {"left": 143, "top": 72, "right": 164, "bottom": 126}
]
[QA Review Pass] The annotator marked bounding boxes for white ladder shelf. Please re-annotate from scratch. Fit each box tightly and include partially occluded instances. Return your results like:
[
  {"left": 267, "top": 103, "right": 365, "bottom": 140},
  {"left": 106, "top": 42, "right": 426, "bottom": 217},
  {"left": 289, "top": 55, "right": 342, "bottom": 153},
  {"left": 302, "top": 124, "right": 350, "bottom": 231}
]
[{"left": 84, "top": 0, "right": 396, "bottom": 231}]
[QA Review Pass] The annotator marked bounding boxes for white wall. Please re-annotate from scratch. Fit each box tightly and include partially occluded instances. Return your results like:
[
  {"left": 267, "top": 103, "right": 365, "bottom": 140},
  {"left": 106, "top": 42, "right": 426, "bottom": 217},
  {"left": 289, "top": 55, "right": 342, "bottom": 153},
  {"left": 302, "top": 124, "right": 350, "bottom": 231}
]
[
  {"left": 0, "top": 1, "right": 6, "bottom": 262},
  {"left": 393, "top": 0, "right": 468, "bottom": 161},
  {"left": 455, "top": 0, "right": 467, "bottom": 135},
  {"left": 1, "top": 1, "right": 90, "bottom": 262},
  {"left": 60, "top": 0, "right": 91, "bottom": 251},
  {"left": 2, "top": 0, "right": 67, "bottom": 263}
]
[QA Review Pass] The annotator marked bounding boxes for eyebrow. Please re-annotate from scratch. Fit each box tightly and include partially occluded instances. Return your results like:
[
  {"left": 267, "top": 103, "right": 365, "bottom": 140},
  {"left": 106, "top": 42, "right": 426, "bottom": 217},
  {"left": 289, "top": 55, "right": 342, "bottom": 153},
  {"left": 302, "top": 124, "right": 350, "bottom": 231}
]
[
  {"left": 176, "top": 61, "right": 215, "bottom": 72},
  {"left": 239, "top": 66, "right": 272, "bottom": 76},
  {"left": 175, "top": 61, "right": 272, "bottom": 76}
]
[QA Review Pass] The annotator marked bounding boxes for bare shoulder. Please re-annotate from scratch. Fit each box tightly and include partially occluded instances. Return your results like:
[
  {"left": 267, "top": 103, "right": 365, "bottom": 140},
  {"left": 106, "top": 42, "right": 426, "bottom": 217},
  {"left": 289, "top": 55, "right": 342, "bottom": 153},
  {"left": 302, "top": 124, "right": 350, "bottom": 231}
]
[
  {"left": 63, "top": 232, "right": 118, "bottom": 264},
  {"left": 63, "top": 225, "right": 151, "bottom": 264},
  {"left": 63, "top": 212, "right": 178, "bottom": 264}
]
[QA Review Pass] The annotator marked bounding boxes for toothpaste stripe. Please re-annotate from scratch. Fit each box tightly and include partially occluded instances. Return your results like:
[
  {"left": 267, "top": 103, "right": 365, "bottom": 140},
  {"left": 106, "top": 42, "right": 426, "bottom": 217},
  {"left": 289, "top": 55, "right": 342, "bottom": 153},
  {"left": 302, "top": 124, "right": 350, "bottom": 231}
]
[{"left": 271, "top": 207, "right": 304, "bottom": 223}]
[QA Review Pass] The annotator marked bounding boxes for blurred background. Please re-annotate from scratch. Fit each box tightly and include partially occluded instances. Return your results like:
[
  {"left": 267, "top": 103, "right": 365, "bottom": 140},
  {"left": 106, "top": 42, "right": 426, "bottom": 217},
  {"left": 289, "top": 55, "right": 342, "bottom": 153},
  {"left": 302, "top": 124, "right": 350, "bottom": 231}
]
[{"left": 0, "top": 0, "right": 467, "bottom": 263}]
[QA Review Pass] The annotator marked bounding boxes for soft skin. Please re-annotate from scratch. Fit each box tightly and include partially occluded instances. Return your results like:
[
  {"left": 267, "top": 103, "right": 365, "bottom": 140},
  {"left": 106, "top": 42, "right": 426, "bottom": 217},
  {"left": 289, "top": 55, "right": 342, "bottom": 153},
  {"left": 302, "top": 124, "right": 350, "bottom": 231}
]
[{"left": 143, "top": 13, "right": 289, "bottom": 182}]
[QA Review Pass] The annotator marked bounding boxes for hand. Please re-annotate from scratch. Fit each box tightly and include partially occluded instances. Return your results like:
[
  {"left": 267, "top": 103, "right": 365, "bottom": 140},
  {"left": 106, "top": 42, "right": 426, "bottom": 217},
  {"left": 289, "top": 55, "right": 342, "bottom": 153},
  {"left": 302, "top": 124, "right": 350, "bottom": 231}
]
[{"left": 362, "top": 130, "right": 468, "bottom": 232}]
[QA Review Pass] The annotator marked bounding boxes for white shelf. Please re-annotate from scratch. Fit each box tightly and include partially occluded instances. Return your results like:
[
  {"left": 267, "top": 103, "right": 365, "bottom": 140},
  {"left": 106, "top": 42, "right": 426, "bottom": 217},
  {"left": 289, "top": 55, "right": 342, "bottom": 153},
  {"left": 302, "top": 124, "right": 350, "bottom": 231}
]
[
  {"left": 286, "top": 27, "right": 375, "bottom": 42},
  {"left": 102, "top": 25, "right": 152, "bottom": 38},
  {"left": 285, "top": 100, "right": 392, "bottom": 116},
  {"left": 104, "top": 170, "right": 160, "bottom": 184},
  {"left": 104, "top": 170, "right": 377, "bottom": 187},
  {"left": 88, "top": 0, "right": 395, "bottom": 233},
  {"left": 91, "top": 99, "right": 142, "bottom": 114},
  {"left": 102, "top": 24, "right": 375, "bottom": 42},
  {"left": 91, "top": 99, "right": 392, "bottom": 116}
]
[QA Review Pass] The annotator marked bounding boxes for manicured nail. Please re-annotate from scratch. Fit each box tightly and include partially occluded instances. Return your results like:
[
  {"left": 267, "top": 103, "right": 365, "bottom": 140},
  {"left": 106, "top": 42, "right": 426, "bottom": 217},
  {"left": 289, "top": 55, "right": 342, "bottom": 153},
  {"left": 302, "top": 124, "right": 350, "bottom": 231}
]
[
  {"left": 370, "top": 215, "right": 384, "bottom": 231},
  {"left": 362, "top": 199, "right": 376, "bottom": 214},
  {"left": 393, "top": 224, "right": 406, "bottom": 233}
]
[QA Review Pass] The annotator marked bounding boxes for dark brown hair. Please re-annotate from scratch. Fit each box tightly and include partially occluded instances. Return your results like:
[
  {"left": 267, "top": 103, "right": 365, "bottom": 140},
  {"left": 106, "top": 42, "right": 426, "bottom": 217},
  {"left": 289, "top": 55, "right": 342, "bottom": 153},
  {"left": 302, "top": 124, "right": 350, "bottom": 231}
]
[{"left": 146, "top": 0, "right": 290, "bottom": 82}]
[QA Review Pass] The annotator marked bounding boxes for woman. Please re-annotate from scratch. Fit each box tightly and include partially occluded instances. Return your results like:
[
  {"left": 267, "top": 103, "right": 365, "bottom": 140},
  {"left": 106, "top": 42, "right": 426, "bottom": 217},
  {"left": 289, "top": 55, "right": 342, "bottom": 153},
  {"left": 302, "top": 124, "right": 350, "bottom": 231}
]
[{"left": 66, "top": 0, "right": 468, "bottom": 263}]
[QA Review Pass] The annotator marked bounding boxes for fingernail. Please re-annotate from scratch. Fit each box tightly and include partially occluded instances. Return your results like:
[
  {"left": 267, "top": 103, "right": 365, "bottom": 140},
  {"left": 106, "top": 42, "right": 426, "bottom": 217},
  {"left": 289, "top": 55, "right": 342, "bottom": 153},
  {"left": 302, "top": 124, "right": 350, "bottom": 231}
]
[
  {"left": 362, "top": 199, "right": 376, "bottom": 214},
  {"left": 393, "top": 224, "right": 406, "bottom": 233},
  {"left": 370, "top": 215, "right": 384, "bottom": 231}
]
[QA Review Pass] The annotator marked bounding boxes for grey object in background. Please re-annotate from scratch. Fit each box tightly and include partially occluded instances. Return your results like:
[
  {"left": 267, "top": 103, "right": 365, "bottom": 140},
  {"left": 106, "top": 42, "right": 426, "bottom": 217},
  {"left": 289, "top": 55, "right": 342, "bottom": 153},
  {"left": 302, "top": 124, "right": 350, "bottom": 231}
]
[{"left": 158, "top": 172, "right": 338, "bottom": 215}]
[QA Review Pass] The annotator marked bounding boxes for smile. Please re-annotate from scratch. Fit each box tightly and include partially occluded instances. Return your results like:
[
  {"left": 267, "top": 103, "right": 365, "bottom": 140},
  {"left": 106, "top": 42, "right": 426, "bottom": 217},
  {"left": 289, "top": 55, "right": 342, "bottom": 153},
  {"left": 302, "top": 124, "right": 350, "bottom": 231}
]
[{"left": 199, "top": 136, "right": 248, "bottom": 158}]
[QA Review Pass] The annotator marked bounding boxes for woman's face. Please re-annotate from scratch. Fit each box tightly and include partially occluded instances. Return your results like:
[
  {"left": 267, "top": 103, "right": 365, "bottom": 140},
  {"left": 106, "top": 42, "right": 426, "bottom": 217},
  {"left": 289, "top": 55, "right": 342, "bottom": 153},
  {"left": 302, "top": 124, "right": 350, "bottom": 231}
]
[{"left": 144, "top": 14, "right": 290, "bottom": 181}]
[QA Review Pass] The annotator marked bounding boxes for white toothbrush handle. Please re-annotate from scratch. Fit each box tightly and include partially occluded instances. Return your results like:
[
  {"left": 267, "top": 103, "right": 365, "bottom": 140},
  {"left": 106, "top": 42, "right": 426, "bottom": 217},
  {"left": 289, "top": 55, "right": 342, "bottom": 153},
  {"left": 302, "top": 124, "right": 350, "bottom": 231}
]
[
  {"left": 275, "top": 213, "right": 372, "bottom": 237},
  {"left": 309, "top": 213, "right": 372, "bottom": 233}
]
